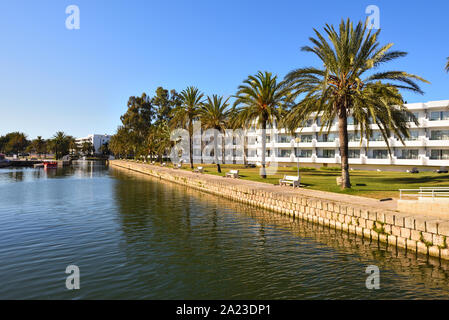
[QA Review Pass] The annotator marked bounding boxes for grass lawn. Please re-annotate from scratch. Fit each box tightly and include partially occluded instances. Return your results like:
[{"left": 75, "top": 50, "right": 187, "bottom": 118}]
[{"left": 162, "top": 163, "right": 449, "bottom": 199}]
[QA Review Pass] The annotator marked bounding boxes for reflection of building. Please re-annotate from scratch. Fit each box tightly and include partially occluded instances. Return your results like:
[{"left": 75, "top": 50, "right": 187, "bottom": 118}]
[
  {"left": 76, "top": 134, "right": 111, "bottom": 154},
  {"left": 183, "top": 100, "right": 449, "bottom": 169}
]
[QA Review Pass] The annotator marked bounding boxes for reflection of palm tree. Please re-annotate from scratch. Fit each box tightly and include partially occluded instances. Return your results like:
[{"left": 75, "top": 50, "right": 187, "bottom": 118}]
[{"left": 284, "top": 19, "right": 428, "bottom": 188}]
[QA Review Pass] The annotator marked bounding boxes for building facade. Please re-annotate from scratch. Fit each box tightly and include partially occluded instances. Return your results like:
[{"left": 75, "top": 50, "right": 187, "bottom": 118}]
[
  {"left": 184, "top": 100, "right": 449, "bottom": 169},
  {"left": 76, "top": 134, "right": 111, "bottom": 154}
]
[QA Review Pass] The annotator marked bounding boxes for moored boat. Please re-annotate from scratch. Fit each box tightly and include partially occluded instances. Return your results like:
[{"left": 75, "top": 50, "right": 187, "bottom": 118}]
[
  {"left": 0, "top": 154, "right": 10, "bottom": 168},
  {"left": 43, "top": 161, "right": 58, "bottom": 169}
]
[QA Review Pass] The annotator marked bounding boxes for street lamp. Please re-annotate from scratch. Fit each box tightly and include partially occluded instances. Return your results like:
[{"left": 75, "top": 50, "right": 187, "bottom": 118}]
[{"left": 290, "top": 137, "right": 301, "bottom": 177}]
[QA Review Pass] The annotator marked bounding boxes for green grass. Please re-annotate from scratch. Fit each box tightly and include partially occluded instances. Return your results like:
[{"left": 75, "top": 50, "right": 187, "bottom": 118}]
[{"left": 142, "top": 161, "right": 449, "bottom": 199}]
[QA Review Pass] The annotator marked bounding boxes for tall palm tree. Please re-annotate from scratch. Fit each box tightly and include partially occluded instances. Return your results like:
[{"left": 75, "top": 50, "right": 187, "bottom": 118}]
[
  {"left": 171, "top": 87, "right": 204, "bottom": 169},
  {"left": 284, "top": 19, "right": 428, "bottom": 189},
  {"left": 445, "top": 57, "right": 449, "bottom": 72},
  {"left": 233, "top": 71, "right": 290, "bottom": 178},
  {"left": 199, "top": 95, "right": 231, "bottom": 173}
]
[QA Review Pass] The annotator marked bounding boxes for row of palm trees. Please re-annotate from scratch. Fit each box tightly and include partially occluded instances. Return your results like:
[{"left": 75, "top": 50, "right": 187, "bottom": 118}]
[
  {"left": 112, "top": 19, "right": 448, "bottom": 189},
  {"left": 165, "top": 19, "right": 431, "bottom": 188}
]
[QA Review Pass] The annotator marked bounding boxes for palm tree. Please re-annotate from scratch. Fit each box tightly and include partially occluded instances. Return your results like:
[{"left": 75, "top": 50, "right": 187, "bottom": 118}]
[
  {"left": 446, "top": 57, "right": 449, "bottom": 72},
  {"left": 233, "top": 71, "right": 290, "bottom": 178},
  {"left": 199, "top": 95, "right": 231, "bottom": 173},
  {"left": 170, "top": 87, "right": 204, "bottom": 169},
  {"left": 50, "top": 131, "right": 70, "bottom": 160},
  {"left": 284, "top": 19, "right": 428, "bottom": 189}
]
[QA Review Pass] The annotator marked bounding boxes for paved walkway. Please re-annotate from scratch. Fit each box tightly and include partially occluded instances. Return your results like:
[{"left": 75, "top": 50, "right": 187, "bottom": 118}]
[{"left": 114, "top": 161, "right": 398, "bottom": 212}]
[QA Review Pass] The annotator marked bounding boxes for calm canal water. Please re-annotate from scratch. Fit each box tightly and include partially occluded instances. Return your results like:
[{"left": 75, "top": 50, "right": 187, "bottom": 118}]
[{"left": 1, "top": 162, "right": 449, "bottom": 299}]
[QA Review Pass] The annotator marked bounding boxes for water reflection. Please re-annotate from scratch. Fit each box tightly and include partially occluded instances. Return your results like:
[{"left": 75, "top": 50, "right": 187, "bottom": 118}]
[
  {"left": 1, "top": 163, "right": 449, "bottom": 299},
  {"left": 111, "top": 168, "right": 449, "bottom": 299}
]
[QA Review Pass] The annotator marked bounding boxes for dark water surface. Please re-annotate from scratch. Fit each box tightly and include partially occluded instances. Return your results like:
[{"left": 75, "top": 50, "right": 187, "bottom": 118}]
[{"left": 1, "top": 162, "right": 449, "bottom": 299}]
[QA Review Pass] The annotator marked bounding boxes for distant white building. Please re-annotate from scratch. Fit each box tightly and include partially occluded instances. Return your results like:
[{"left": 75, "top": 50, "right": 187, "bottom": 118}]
[{"left": 76, "top": 134, "right": 111, "bottom": 154}]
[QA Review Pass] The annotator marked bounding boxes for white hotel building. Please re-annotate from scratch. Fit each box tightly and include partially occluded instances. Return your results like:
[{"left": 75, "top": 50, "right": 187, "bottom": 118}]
[
  {"left": 75, "top": 134, "right": 111, "bottom": 154},
  {"left": 186, "top": 100, "right": 449, "bottom": 170}
]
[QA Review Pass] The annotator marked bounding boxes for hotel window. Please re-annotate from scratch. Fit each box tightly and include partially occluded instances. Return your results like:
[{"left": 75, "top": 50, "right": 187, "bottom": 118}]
[
  {"left": 430, "top": 130, "right": 449, "bottom": 140},
  {"left": 347, "top": 117, "right": 359, "bottom": 126},
  {"left": 404, "top": 112, "right": 419, "bottom": 122},
  {"left": 372, "top": 150, "right": 389, "bottom": 159},
  {"left": 322, "top": 149, "right": 335, "bottom": 158},
  {"left": 277, "top": 134, "right": 292, "bottom": 143},
  {"left": 348, "top": 132, "right": 361, "bottom": 142},
  {"left": 399, "top": 149, "right": 419, "bottom": 159},
  {"left": 298, "top": 134, "right": 313, "bottom": 143},
  {"left": 405, "top": 130, "right": 419, "bottom": 141},
  {"left": 348, "top": 149, "right": 360, "bottom": 159},
  {"left": 348, "top": 149, "right": 360, "bottom": 158},
  {"left": 296, "top": 149, "right": 312, "bottom": 158},
  {"left": 430, "top": 150, "right": 449, "bottom": 160},
  {"left": 278, "top": 149, "right": 291, "bottom": 157},
  {"left": 317, "top": 133, "right": 336, "bottom": 142},
  {"left": 370, "top": 131, "right": 385, "bottom": 142},
  {"left": 304, "top": 119, "right": 314, "bottom": 127},
  {"left": 430, "top": 111, "right": 449, "bottom": 121},
  {"left": 248, "top": 150, "right": 256, "bottom": 157}
]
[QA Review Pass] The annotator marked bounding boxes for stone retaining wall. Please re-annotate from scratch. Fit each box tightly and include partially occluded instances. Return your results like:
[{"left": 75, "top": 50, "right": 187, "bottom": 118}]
[{"left": 110, "top": 160, "right": 449, "bottom": 260}]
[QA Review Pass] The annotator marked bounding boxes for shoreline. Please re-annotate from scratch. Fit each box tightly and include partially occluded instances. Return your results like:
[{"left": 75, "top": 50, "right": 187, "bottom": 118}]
[{"left": 110, "top": 160, "right": 449, "bottom": 261}]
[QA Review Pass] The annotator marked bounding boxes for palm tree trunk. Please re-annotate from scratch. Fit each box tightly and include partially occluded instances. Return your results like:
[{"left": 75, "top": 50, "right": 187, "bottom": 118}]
[
  {"left": 338, "top": 109, "right": 351, "bottom": 189},
  {"left": 189, "top": 120, "right": 194, "bottom": 169},
  {"left": 243, "top": 130, "right": 248, "bottom": 166},
  {"left": 214, "top": 129, "right": 221, "bottom": 173},
  {"left": 200, "top": 127, "right": 204, "bottom": 164},
  {"left": 261, "top": 120, "right": 267, "bottom": 179},
  {"left": 221, "top": 130, "right": 225, "bottom": 165}
]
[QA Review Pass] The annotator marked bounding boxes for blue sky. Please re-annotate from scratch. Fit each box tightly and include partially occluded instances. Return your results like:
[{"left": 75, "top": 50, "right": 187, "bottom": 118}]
[{"left": 0, "top": 0, "right": 448, "bottom": 139}]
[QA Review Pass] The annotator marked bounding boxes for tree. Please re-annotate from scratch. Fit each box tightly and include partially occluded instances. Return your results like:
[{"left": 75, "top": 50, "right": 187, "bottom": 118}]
[
  {"left": 110, "top": 126, "right": 131, "bottom": 158},
  {"left": 99, "top": 142, "right": 110, "bottom": 156},
  {"left": 147, "top": 120, "right": 173, "bottom": 162},
  {"left": 233, "top": 71, "right": 290, "bottom": 178},
  {"left": 81, "top": 141, "right": 93, "bottom": 156},
  {"left": 120, "top": 93, "right": 154, "bottom": 157},
  {"left": 170, "top": 86, "right": 204, "bottom": 169},
  {"left": 2, "top": 132, "right": 30, "bottom": 155},
  {"left": 49, "top": 131, "right": 71, "bottom": 159},
  {"left": 284, "top": 19, "right": 428, "bottom": 189},
  {"left": 446, "top": 57, "right": 449, "bottom": 72},
  {"left": 199, "top": 95, "right": 231, "bottom": 173},
  {"left": 28, "top": 136, "right": 47, "bottom": 158},
  {"left": 152, "top": 87, "right": 182, "bottom": 125}
]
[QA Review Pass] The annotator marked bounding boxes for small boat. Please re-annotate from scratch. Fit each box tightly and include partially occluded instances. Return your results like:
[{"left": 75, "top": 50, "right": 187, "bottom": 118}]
[
  {"left": 43, "top": 161, "right": 58, "bottom": 169},
  {"left": 0, "top": 154, "right": 10, "bottom": 168}
]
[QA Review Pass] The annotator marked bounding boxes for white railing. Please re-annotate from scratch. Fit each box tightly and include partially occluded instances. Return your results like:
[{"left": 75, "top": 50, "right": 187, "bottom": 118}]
[{"left": 399, "top": 187, "right": 449, "bottom": 200}]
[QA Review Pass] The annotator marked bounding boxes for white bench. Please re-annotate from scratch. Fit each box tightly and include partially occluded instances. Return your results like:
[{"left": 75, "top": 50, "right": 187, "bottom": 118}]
[
  {"left": 193, "top": 166, "right": 204, "bottom": 173},
  {"left": 225, "top": 169, "right": 239, "bottom": 178},
  {"left": 279, "top": 175, "right": 300, "bottom": 188}
]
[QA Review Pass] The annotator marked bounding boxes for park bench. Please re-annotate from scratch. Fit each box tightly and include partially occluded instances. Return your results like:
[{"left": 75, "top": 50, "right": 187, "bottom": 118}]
[
  {"left": 436, "top": 166, "right": 448, "bottom": 174},
  {"left": 279, "top": 175, "right": 300, "bottom": 188},
  {"left": 193, "top": 166, "right": 204, "bottom": 173},
  {"left": 225, "top": 169, "right": 239, "bottom": 178}
]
